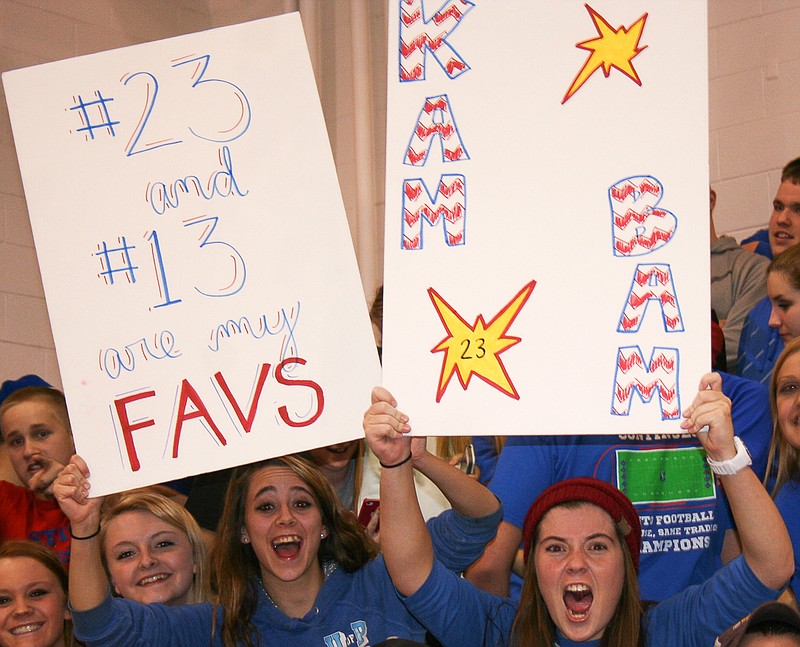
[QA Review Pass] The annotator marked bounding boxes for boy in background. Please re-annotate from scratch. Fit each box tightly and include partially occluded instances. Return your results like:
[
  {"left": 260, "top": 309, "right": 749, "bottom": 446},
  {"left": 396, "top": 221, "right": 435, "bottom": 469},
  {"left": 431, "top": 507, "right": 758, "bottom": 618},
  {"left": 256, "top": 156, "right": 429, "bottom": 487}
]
[{"left": 0, "top": 381, "right": 74, "bottom": 566}]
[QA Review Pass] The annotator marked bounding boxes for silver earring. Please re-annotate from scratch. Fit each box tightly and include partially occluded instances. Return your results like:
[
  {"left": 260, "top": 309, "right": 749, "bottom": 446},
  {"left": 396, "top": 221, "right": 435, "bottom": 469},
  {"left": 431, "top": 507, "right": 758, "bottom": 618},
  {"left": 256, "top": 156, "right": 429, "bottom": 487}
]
[{"left": 320, "top": 532, "right": 325, "bottom": 539}]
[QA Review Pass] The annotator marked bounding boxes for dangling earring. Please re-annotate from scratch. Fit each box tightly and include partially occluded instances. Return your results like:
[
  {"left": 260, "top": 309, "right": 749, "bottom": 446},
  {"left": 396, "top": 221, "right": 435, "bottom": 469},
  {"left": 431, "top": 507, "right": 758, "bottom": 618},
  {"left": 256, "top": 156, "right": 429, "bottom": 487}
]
[{"left": 241, "top": 530, "right": 250, "bottom": 544}]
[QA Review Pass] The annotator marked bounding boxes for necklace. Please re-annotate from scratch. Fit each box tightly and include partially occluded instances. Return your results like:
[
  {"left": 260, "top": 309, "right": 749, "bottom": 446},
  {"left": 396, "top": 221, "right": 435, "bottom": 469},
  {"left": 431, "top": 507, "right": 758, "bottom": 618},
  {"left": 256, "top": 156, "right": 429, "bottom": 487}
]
[{"left": 258, "top": 560, "right": 339, "bottom": 609}]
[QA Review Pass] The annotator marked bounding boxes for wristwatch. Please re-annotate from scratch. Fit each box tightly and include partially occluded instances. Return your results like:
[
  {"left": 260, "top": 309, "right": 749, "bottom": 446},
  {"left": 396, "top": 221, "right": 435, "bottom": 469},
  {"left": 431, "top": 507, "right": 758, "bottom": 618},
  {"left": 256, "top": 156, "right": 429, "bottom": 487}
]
[{"left": 706, "top": 436, "right": 752, "bottom": 475}]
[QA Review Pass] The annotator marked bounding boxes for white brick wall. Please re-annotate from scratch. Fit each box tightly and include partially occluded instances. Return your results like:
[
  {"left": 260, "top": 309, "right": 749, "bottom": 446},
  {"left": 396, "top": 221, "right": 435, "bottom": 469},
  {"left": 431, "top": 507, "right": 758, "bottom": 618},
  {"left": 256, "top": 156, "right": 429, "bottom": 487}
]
[
  {"left": 0, "top": 0, "right": 215, "bottom": 388},
  {"left": 709, "top": 0, "right": 800, "bottom": 240},
  {"left": 0, "top": 0, "right": 798, "bottom": 385}
]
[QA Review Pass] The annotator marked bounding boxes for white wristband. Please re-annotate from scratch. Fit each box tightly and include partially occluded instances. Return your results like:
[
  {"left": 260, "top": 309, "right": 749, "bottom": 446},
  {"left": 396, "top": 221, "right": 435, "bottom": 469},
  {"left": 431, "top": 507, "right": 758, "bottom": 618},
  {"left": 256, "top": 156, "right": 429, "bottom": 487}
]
[{"left": 706, "top": 436, "right": 752, "bottom": 476}]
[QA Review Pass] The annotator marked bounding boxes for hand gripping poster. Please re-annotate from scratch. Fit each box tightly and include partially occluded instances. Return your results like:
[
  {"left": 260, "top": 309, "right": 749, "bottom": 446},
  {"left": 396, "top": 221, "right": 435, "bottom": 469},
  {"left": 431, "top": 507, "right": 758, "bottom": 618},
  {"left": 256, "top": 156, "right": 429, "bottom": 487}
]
[
  {"left": 3, "top": 14, "right": 381, "bottom": 495},
  {"left": 382, "top": 1, "right": 710, "bottom": 437}
]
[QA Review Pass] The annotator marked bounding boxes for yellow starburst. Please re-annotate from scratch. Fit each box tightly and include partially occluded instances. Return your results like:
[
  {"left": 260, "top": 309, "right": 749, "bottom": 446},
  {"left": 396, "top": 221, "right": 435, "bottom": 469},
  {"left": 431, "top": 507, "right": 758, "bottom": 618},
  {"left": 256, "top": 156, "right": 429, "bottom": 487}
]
[
  {"left": 562, "top": 5, "right": 648, "bottom": 104},
  {"left": 429, "top": 281, "right": 536, "bottom": 402}
]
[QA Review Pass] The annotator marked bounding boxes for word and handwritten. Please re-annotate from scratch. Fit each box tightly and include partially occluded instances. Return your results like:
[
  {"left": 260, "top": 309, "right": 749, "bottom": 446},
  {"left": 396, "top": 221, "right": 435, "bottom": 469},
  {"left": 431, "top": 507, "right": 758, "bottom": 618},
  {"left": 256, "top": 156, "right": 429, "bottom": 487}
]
[
  {"left": 208, "top": 303, "right": 301, "bottom": 357},
  {"left": 100, "top": 330, "right": 181, "bottom": 379},
  {"left": 146, "top": 145, "right": 248, "bottom": 215},
  {"left": 113, "top": 358, "right": 324, "bottom": 472}
]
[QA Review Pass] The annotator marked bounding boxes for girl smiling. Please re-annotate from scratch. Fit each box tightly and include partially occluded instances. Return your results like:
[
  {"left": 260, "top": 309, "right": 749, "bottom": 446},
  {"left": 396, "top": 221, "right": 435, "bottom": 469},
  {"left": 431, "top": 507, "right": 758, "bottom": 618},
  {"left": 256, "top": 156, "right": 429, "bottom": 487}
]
[
  {"left": 54, "top": 444, "right": 501, "bottom": 645},
  {"left": 0, "top": 541, "right": 72, "bottom": 647}
]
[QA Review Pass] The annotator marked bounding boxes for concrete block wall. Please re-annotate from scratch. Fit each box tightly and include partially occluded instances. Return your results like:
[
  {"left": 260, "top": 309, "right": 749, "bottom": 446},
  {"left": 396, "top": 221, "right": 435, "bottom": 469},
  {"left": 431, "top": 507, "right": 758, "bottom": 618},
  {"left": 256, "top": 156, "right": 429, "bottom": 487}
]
[
  {"left": 709, "top": 0, "right": 800, "bottom": 239},
  {"left": 1, "top": 0, "right": 798, "bottom": 387},
  {"left": 0, "top": 0, "right": 287, "bottom": 388}
]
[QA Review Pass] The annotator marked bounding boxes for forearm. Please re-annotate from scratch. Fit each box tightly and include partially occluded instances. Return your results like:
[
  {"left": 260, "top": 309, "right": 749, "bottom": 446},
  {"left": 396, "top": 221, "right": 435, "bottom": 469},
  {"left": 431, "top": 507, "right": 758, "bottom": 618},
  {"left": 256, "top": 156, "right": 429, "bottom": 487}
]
[
  {"left": 413, "top": 451, "right": 499, "bottom": 518},
  {"left": 380, "top": 461, "right": 434, "bottom": 597},
  {"left": 69, "top": 514, "right": 109, "bottom": 611},
  {"left": 682, "top": 373, "right": 790, "bottom": 588},
  {"left": 53, "top": 456, "right": 108, "bottom": 612},
  {"left": 722, "top": 467, "right": 793, "bottom": 590},
  {"left": 464, "top": 521, "right": 521, "bottom": 596}
]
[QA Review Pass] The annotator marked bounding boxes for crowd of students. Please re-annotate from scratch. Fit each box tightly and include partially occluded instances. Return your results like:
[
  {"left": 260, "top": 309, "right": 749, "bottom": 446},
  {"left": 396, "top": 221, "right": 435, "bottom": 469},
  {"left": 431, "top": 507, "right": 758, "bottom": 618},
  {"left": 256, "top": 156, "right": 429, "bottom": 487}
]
[
  {"left": 0, "top": 364, "right": 798, "bottom": 646},
  {"left": 3, "top": 161, "right": 800, "bottom": 645}
]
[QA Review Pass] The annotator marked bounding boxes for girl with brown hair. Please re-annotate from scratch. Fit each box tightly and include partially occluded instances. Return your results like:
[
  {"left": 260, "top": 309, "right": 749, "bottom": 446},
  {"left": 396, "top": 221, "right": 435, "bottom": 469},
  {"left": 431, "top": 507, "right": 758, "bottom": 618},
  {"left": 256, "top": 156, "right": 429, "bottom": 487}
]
[
  {"left": 366, "top": 373, "right": 794, "bottom": 646},
  {"left": 54, "top": 444, "right": 500, "bottom": 646}
]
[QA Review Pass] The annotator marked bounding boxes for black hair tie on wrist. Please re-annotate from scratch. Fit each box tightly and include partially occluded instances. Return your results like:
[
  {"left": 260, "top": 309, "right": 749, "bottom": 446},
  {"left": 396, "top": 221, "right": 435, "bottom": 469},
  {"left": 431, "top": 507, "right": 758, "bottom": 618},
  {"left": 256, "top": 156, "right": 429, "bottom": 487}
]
[
  {"left": 70, "top": 524, "right": 101, "bottom": 540},
  {"left": 379, "top": 452, "right": 413, "bottom": 469}
]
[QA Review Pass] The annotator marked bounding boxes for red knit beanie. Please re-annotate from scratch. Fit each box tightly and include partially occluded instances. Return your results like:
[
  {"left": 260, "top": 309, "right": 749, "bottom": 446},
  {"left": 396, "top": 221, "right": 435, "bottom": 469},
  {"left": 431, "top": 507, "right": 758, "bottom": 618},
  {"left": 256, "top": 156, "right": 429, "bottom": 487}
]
[{"left": 522, "top": 477, "right": 641, "bottom": 573}]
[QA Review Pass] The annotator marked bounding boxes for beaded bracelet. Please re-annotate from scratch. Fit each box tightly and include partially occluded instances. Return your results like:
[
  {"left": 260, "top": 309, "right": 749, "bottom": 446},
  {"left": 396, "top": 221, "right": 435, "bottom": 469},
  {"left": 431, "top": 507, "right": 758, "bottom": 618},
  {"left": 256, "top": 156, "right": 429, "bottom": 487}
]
[
  {"left": 70, "top": 524, "right": 101, "bottom": 540},
  {"left": 379, "top": 452, "right": 413, "bottom": 469}
]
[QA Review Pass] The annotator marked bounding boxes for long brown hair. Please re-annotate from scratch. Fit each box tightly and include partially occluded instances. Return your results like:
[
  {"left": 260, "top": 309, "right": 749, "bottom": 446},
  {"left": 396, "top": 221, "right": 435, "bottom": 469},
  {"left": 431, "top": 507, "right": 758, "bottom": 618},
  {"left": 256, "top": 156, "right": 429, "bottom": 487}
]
[
  {"left": 510, "top": 501, "right": 644, "bottom": 647},
  {"left": 209, "top": 454, "right": 380, "bottom": 647},
  {"left": 766, "top": 337, "right": 800, "bottom": 496}
]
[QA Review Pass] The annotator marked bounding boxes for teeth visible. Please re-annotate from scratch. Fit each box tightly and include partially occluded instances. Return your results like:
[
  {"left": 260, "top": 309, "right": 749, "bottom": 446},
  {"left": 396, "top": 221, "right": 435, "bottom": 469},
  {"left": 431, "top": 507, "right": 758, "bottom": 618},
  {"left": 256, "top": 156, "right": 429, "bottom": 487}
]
[
  {"left": 566, "top": 584, "right": 590, "bottom": 593},
  {"left": 138, "top": 574, "right": 168, "bottom": 586},
  {"left": 11, "top": 623, "right": 42, "bottom": 635},
  {"left": 272, "top": 536, "right": 301, "bottom": 547}
]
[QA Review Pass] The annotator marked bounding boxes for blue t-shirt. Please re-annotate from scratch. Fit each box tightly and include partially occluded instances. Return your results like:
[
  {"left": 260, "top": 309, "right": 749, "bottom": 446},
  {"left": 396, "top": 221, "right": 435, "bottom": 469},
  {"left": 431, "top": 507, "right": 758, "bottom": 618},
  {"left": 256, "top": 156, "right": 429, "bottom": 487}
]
[
  {"left": 737, "top": 297, "right": 783, "bottom": 385},
  {"left": 72, "top": 506, "right": 503, "bottom": 646},
  {"left": 740, "top": 228, "right": 772, "bottom": 260},
  {"left": 556, "top": 634, "right": 600, "bottom": 647},
  {"left": 473, "top": 435, "right": 500, "bottom": 485},
  {"left": 775, "top": 478, "right": 800, "bottom": 595},
  {"left": 403, "top": 555, "right": 779, "bottom": 647},
  {"left": 489, "top": 372, "right": 771, "bottom": 601}
]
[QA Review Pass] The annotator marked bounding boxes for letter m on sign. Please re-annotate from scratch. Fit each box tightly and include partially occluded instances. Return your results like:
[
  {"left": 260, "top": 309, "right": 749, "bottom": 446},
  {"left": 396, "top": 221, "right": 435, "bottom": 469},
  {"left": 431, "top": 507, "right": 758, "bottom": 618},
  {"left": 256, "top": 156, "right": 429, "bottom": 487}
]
[
  {"left": 398, "top": 0, "right": 475, "bottom": 81},
  {"left": 402, "top": 175, "right": 466, "bottom": 250},
  {"left": 611, "top": 346, "right": 680, "bottom": 420}
]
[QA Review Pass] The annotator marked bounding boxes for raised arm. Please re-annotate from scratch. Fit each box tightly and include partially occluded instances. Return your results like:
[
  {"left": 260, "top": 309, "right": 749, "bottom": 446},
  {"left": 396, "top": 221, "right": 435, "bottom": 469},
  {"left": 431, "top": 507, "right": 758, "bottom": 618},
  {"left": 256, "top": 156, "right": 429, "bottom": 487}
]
[
  {"left": 52, "top": 454, "right": 107, "bottom": 611},
  {"left": 680, "top": 372, "right": 794, "bottom": 590},
  {"left": 464, "top": 521, "right": 521, "bottom": 596},
  {"left": 411, "top": 442, "right": 499, "bottom": 520},
  {"left": 363, "top": 387, "right": 432, "bottom": 597}
]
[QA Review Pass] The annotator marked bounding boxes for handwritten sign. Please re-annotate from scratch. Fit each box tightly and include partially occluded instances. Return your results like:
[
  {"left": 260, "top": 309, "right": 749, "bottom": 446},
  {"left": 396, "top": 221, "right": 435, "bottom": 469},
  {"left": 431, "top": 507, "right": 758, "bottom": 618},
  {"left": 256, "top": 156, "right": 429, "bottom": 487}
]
[
  {"left": 3, "top": 13, "right": 380, "bottom": 495},
  {"left": 382, "top": 1, "right": 709, "bottom": 435}
]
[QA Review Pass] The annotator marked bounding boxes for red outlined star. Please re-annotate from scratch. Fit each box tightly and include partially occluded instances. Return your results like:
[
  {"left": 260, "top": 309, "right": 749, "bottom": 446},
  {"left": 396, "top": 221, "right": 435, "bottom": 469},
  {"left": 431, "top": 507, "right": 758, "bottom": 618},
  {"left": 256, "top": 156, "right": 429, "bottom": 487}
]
[
  {"left": 562, "top": 5, "right": 648, "bottom": 104},
  {"left": 429, "top": 280, "right": 535, "bottom": 402}
]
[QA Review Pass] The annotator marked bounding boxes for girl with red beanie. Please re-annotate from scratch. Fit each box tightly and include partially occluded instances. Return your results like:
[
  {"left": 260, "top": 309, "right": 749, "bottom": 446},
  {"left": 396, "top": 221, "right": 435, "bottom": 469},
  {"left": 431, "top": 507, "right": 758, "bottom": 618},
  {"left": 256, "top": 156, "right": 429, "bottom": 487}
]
[{"left": 365, "top": 372, "right": 794, "bottom": 647}]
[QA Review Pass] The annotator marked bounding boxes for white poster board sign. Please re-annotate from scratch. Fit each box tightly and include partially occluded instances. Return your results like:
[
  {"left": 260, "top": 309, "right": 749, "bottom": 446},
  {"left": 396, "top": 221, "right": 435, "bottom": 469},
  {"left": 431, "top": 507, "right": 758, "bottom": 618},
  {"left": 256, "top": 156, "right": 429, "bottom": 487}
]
[
  {"left": 3, "top": 14, "right": 380, "bottom": 495},
  {"left": 383, "top": 1, "right": 709, "bottom": 436}
]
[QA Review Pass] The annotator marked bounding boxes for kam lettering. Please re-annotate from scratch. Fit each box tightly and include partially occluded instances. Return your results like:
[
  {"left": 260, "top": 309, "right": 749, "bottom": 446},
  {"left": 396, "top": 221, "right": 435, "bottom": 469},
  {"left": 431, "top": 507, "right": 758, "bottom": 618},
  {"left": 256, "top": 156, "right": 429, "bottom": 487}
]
[{"left": 398, "top": 0, "right": 473, "bottom": 251}]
